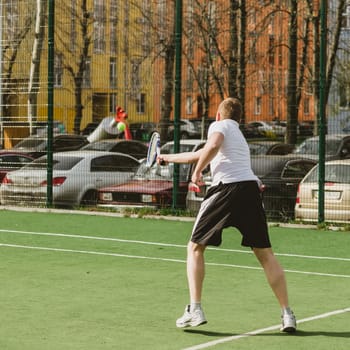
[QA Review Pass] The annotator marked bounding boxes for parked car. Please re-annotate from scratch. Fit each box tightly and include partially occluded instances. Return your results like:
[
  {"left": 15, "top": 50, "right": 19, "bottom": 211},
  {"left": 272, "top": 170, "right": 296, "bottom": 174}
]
[
  {"left": 80, "top": 122, "right": 100, "bottom": 136},
  {"left": 11, "top": 134, "right": 89, "bottom": 158},
  {"left": 0, "top": 151, "right": 140, "bottom": 207},
  {"left": 270, "top": 120, "right": 287, "bottom": 136},
  {"left": 186, "top": 155, "right": 317, "bottom": 221},
  {"left": 298, "top": 120, "right": 314, "bottom": 136},
  {"left": 97, "top": 161, "right": 190, "bottom": 209},
  {"left": 34, "top": 121, "right": 66, "bottom": 136},
  {"left": 248, "top": 141, "right": 295, "bottom": 155},
  {"left": 97, "top": 139, "right": 206, "bottom": 209},
  {"left": 0, "top": 151, "right": 35, "bottom": 182},
  {"left": 129, "top": 122, "right": 159, "bottom": 142},
  {"left": 247, "top": 121, "right": 275, "bottom": 138},
  {"left": 191, "top": 117, "right": 216, "bottom": 138},
  {"left": 167, "top": 119, "right": 201, "bottom": 140},
  {"left": 295, "top": 159, "right": 350, "bottom": 223},
  {"left": 239, "top": 123, "right": 262, "bottom": 138},
  {"left": 81, "top": 139, "right": 148, "bottom": 160},
  {"left": 291, "top": 134, "right": 350, "bottom": 161},
  {"left": 160, "top": 139, "right": 206, "bottom": 154}
]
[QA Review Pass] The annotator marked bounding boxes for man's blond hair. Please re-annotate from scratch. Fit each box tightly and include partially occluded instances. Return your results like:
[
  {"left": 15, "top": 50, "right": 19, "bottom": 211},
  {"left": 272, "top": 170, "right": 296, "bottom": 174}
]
[{"left": 218, "top": 97, "right": 242, "bottom": 122}]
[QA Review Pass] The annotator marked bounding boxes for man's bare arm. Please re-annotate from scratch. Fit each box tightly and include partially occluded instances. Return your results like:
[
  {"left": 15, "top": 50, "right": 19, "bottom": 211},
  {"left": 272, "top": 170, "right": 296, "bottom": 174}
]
[
  {"left": 191, "top": 132, "right": 223, "bottom": 184},
  {"left": 158, "top": 149, "right": 203, "bottom": 165}
]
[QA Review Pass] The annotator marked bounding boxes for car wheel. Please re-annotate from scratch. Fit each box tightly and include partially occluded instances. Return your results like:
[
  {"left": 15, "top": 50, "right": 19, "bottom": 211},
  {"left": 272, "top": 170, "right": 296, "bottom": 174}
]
[{"left": 81, "top": 190, "right": 98, "bottom": 207}]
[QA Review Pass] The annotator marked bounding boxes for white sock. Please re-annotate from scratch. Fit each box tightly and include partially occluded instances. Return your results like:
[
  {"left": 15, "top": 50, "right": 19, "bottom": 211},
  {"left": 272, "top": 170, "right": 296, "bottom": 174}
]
[
  {"left": 282, "top": 307, "right": 292, "bottom": 315},
  {"left": 190, "top": 302, "right": 202, "bottom": 312}
]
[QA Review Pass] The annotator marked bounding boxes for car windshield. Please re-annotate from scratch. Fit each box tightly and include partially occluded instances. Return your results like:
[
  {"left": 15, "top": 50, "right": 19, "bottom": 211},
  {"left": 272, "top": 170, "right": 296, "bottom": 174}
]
[
  {"left": 134, "top": 160, "right": 190, "bottom": 181},
  {"left": 22, "top": 156, "right": 83, "bottom": 170},
  {"left": 293, "top": 138, "right": 341, "bottom": 156},
  {"left": 304, "top": 164, "right": 350, "bottom": 184},
  {"left": 161, "top": 143, "right": 198, "bottom": 154},
  {"left": 13, "top": 138, "right": 45, "bottom": 149},
  {"left": 249, "top": 143, "right": 270, "bottom": 155},
  {"left": 82, "top": 141, "right": 111, "bottom": 151}
]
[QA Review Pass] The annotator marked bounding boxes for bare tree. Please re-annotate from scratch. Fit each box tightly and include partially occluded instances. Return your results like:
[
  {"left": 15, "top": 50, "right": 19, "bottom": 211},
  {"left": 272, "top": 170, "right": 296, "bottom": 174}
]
[
  {"left": 2, "top": 1, "right": 34, "bottom": 120},
  {"left": 55, "top": 0, "right": 93, "bottom": 134},
  {"left": 285, "top": 0, "right": 298, "bottom": 144},
  {"left": 28, "top": 0, "right": 47, "bottom": 134}
]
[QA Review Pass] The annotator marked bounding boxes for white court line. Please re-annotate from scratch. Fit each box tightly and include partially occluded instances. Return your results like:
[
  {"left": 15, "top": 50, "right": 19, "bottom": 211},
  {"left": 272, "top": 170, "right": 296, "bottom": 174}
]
[
  {"left": 1, "top": 228, "right": 350, "bottom": 262},
  {"left": 1, "top": 243, "right": 350, "bottom": 279},
  {"left": 180, "top": 307, "right": 350, "bottom": 350}
]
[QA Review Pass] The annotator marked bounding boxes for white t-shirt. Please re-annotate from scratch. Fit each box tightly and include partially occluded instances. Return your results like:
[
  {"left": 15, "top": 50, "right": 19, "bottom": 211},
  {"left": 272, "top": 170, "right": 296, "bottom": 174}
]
[{"left": 208, "top": 119, "right": 259, "bottom": 185}]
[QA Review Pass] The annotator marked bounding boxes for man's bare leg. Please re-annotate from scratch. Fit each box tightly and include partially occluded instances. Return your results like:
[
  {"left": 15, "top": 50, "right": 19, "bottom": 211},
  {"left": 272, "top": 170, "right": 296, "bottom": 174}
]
[
  {"left": 187, "top": 241, "right": 206, "bottom": 304},
  {"left": 253, "top": 247, "right": 296, "bottom": 332}
]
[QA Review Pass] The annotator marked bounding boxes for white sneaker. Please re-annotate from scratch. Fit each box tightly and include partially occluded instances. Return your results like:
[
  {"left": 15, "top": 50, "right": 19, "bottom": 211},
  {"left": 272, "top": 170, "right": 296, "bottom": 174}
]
[
  {"left": 281, "top": 311, "right": 297, "bottom": 333},
  {"left": 176, "top": 304, "right": 207, "bottom": 328}
]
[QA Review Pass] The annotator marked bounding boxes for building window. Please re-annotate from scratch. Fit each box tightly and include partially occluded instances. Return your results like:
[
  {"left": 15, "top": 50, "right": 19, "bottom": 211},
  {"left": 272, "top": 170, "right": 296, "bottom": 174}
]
[
  {"left": 54, "top": 53, "right": 63, "bottom": 87},
  {"left": 137, "top": 93, "right": 146, "bottom": 114},
  {"left": 82, "top": 57, "right": 91, "bottom": 88},
  {"left": 110, "top": 0, "right": 118, "bottom": 54},
  {"left": 304, "top": 97, "right": 310, "bottom": 115},
  {"left": 93, "top": 0, "right": 106, "bottom": 53},
  {"left": 341, "top": 3, "right": 350, "bottom": 29},
  {"left": 70, "top": 0, "right": 77, "bottom": 51},
  {"left": 269, "top": 35, "right": 274, "bottom": 65},
  {"left": 186, "top": 96, "right": 193, "bottom": 115},
  {"left": 186, "top": 67, "right": 194, "bottom": 91},
  {"left": 110, "top": 57, "right": 117, "bottom": 89},
  {"left": 269, "top": 96, "right": 274, "bottom": 116},
  {"left": 254, "top": 96, "right": 262, "bottom": 115},
  {"left": 109, "top": 93, "right": 117, "bottom": 114},
  {"left": 4, "top": 1, "right": 18, "bottom": 42},
  {"left": 131, "top": 60, "right": 141, "bottom": 94}
]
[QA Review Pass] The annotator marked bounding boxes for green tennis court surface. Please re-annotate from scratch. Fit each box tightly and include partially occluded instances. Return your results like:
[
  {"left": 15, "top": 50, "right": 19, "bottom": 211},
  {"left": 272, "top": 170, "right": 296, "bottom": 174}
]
[{"left": 0, "top": 209, "right": 349, "bottom": 350}]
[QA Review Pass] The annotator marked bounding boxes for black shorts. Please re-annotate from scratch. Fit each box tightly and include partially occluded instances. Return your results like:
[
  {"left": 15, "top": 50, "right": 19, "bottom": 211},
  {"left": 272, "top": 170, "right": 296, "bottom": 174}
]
[{"left": 191, "top": 181, "right": 271, "bottom": 248}]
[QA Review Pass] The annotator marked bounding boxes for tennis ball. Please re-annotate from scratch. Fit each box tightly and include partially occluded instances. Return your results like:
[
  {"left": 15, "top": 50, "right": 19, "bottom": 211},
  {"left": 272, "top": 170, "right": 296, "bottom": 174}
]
[{"left": 117, "top": 122, "right": 126, "bottom": 132}]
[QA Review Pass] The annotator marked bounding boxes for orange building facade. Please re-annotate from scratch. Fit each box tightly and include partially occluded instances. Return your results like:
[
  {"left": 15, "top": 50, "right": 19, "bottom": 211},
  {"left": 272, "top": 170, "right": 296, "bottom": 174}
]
[{"left": 154, "top": 0, "right": 316, "bottom": 125}]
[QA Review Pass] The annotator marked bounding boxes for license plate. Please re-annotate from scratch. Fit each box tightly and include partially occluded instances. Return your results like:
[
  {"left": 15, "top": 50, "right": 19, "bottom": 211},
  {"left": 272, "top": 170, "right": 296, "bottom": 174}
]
[{"left": 313, "top": 190, "right": 341, "bottom": 200}]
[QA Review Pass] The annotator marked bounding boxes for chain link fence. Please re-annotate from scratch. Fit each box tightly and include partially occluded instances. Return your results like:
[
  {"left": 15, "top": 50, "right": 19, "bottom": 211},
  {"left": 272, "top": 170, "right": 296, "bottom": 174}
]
[{"left": 0, "top": 0, "right": 349, "bottom": 222}]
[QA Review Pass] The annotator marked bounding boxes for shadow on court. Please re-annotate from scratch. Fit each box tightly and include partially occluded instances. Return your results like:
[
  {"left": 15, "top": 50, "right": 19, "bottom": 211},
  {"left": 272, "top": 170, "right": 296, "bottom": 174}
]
[{"left": 184, "top": 329, "right": 350, "bottom": 339}]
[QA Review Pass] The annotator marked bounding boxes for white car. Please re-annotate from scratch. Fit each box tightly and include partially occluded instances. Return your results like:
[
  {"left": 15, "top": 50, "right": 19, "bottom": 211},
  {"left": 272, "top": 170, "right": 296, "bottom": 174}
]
[
  {"left": 295, "top": 159, "right": 350, "bottom": 223},
  {"left": 247, "top": 121, "right": 275, "bottom": 137},
  {"left": 271, "top": 121, "right": 287, "bottom": 136},
  {"left": 0, "top": 151, "right": 140, "bottom": 207},
  {"left": 167, "top": 120, "right": 201, "bottom": 140}
]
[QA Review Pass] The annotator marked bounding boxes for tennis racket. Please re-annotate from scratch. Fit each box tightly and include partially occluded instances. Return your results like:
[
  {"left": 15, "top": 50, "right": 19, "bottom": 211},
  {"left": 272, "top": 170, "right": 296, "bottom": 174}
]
[{"left": 146, "top": 132, "right": 161, "bottom": 167}]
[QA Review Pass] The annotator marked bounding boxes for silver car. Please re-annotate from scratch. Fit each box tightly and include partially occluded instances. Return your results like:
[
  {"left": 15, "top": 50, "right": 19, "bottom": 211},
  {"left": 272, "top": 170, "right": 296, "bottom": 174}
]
[
  {"left": 295, "top": 159, "right": 350, "bottom": 223},
  {"left": 0, "top": 151, "right": 140, "bottom": 207}
]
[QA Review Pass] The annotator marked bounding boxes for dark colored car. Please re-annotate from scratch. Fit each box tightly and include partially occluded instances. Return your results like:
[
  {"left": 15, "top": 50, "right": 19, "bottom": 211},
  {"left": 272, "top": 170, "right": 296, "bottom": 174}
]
[
  {"left": 167, "top": 120, "right": 201, "bottom": 140},
  {"left": 291, "top": 134, "right": 350, "bottom": 161},
  {"left": 11, "top": 134, "right": 89, "bottom": 158},
  {"left": 252, "top": 155, "right": 317, "bottom": 221},
  {"left": 81, "top": 139, "right": 148, "bottom": 160},
  {"left": 98, "top": 161, "right": 190, "bottom": 209},
  {"left": 129, "top": 122, "right": 159, "bottom": 142},
  {"left": 298, "top": 120, "right": 314, "bottom": 136},
  {"left": 80, "top": 122, "right": 100, "bottom": 136},
  {"left": 0, "top": 151, "right": 35, "bottom": 182},
  {"left": 248, "top": 141, "right": 295, "bottom": 155}
]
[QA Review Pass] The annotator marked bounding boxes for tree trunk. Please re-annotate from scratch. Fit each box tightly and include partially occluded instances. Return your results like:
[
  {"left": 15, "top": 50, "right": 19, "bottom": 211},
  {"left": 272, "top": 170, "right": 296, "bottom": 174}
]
[
  {"left": 285, "top": 0, "right": 298, "bottom": 145},
  {"left": 28, "top": 0, "right": 46, "bottom": 135},
  {"left": 160, "top": 37, "right": 175, "bottom": 142}
]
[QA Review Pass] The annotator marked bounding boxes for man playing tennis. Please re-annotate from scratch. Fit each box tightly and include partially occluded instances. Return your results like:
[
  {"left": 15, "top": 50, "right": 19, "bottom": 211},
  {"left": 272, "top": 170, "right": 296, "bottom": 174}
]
[{"left": 157, "top": 97, "right": 296, "bottom": 332}]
